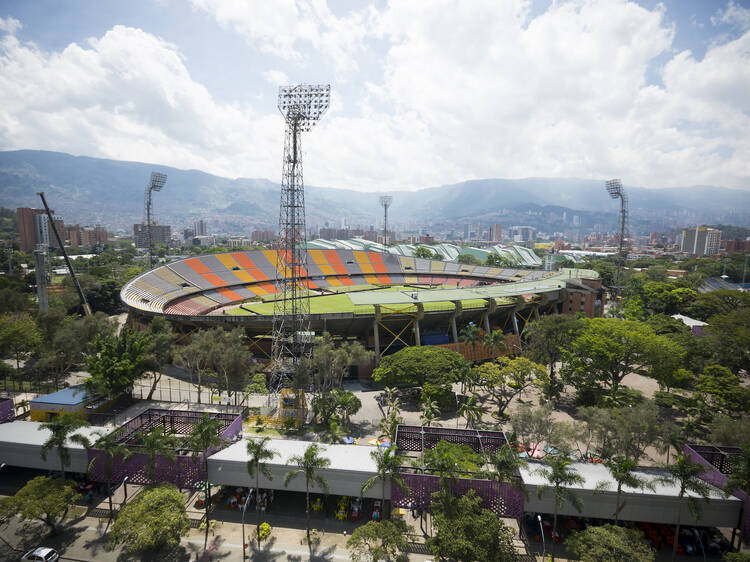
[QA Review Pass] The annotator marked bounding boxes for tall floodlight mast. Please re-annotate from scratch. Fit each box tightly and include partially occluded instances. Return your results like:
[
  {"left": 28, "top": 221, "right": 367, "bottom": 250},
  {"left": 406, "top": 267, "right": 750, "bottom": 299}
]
[
  {"left": 605, "top": 179, "right": 628, "bottom": 296},
  {"left": 144, "top": 172, "right": 168, "bottom": 269},
  {"left": 379, "top": 196, "right": 392, "bottom": 246},
  {"left": 272, "top": 84, "right": 330, "bottom": 390}
]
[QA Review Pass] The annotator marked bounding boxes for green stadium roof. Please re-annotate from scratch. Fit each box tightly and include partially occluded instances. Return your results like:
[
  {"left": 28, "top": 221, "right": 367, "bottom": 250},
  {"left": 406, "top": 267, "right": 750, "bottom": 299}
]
[{"left": 347, "top": 268, "right": 598, "bottom": 306}]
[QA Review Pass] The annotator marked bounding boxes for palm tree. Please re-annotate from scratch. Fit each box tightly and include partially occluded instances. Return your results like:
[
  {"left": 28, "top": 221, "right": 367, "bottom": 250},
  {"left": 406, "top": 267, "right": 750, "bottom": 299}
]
[
  {"left": 361, "top": 446, "right": 408, "bottom": 517},
  {"left": 378, "top": 411, "right": 402, "bottom": 442},
  {"left": 88, "top": 429, "right": 132, "bottom": 519},
  {"left": 459, "top": 323, "right": 482, "bottom": 360},
  {"left": 420, "top": 397, "right": 440, "bottom": 427},
  {"left": 321, "top": 419, "right": 345, "bottom": 444},
  {"left": 534, "top": 456, "right": 585, "bottom": 562},
  {"left": 658, "top": 455, "right": 712, "bottom": 562},
  {"left": 140, "top": 426, "right": 177, "bottom": 482},
  {"left": 284, "top": 443, "right": 331, "bottom": 546},
  {"left": 246, "top": 437, "right": 277, "bottom": 545},
  {"left": 186, "top": 414, "right": 225, "bottom": 551},
  {"left": 457, "top": 395, "right": 483, "bottom": 428},
  {"left": 483, "top": 443, "right": 528, "bottom": 501},
  {"left": 14, "top": 399, "right": 29, "bottom": 416},
  {"left": 40, "top": 413, "right": 91, "bottom": 478},
  {"left": 603, "top": 456, "right": 654, "bottom": 524},
  {"left": 482, "top": 329, "right": 507, "bottom": 360}
]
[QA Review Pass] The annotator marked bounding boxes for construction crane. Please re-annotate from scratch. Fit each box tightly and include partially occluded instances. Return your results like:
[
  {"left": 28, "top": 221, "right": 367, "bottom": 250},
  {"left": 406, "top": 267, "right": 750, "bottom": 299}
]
[{"left": 36, "top": 192, "right": 92, "bottom": 316}]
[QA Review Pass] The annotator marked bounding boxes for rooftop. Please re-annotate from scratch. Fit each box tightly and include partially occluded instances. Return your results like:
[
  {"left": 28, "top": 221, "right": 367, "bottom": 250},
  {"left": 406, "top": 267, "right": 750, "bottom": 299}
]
[{"left": 29, "top": 385, "right": 89, "bottom": 406}]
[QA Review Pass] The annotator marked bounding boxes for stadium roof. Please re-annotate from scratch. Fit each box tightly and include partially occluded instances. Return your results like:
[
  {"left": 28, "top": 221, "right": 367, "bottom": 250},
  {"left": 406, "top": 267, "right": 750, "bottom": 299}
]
[{"left": 348, "top": 269, "right": 596, "bottom": 306}]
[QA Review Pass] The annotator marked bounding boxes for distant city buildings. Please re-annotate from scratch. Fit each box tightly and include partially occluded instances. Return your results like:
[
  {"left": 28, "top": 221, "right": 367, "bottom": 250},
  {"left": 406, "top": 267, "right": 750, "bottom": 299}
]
[
  {"left": 509, "top": 225, "right": 536, "bottom": 244},
  {"left": 491, "top": 223, "right": 502, "bottom": 242},
  {"left": 194, "top": 219, "right": 207, "bottom": 236},
  {"left": 680, "top": 226, "right": 721, "bottom": 256},
  {"left": 251, "top": 229, "right": 276, "bottom": 243},
  {"left": 133, "top": 223, "right": 171, "bottom": 249},
  {"left": 17, "top": 207, "right": 105, "bottom": 250}
]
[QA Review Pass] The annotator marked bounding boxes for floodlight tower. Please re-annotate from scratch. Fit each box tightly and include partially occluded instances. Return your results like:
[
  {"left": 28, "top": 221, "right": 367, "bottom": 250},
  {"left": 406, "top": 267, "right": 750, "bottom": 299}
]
[
  {"left": 379, "top": 196, "right": 392, "bottom": 246},
  {"left": 144, "top": 171, "right": 168, "bottom": 269},
  {"left": 272, "top": 84, "right": 330, "bottom": 389},
  {"left": 605, "top": 179, "right": 628, "bottom": 294}
]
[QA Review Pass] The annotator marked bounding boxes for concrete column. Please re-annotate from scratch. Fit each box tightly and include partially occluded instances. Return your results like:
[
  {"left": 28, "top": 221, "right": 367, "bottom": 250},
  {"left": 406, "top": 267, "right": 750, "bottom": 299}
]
[
  {"left": 451, "top": 315, "right": 459, "bottom": 352},
  {"left": 373, "top": 305, "right": 381, "bottom": 367},
  {"left": 414, "top": 319, "right": 421, "bottom": 347},
  {"left": 483, "top": 310, "right": 490, "bottom": 333}
]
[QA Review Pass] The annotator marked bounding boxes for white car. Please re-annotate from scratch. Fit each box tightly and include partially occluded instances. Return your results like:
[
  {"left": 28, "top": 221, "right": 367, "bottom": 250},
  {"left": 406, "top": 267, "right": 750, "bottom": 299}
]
[{"left": 20, "top": 547, "right": 59, "bottom": 561}]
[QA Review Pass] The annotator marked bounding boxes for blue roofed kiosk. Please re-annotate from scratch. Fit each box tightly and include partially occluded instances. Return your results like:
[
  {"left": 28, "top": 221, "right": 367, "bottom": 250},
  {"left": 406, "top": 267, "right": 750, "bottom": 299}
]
[{"left": 29, "top": 385, "right": 91, "bottom": 421}]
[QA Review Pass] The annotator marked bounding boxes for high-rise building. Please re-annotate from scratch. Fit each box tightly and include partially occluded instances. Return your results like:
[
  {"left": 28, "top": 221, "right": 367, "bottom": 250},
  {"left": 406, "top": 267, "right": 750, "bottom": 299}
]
[
  {"left": 133, "top": 223, "right": 172, "bottom": 249},
  {"left": 17, "top": 207, "right": 64, "bottom": 251},
  {"left": 491, "top": 223, "right": 502, "bottom": 242},
  {"left": 194, "top": 219, "right": 207, "bottom": 236},
  {"left": 509, "top": 225, "right": 536, "bottom": 243},
  {"left": 680, "top": 226, "right": 721, "bottom": 256},
  {"left": 251, "top": 230, "right": 276, "bottom": 243}
]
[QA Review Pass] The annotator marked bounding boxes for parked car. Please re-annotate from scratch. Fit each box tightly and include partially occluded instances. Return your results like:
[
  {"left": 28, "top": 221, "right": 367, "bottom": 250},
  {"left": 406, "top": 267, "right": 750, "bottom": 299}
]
[{"left": 20, "top": 547, "right": 59, "bottom": 561}]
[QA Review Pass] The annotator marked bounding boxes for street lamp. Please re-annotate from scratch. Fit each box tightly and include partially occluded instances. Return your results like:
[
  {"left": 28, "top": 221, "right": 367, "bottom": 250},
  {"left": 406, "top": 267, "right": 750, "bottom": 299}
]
[
  {"left": 122, "top": 476, "right": 129, "bottom": 505},
  {"left": 537, "top": 514, "right": 546, "bottom": 561},
  {"left": 241, "top": 493, "right": 252, "bottom": 560}
]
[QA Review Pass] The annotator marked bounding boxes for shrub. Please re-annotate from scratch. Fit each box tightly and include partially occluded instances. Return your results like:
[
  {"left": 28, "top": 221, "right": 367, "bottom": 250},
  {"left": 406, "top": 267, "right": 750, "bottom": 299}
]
[
  {"left": 422, "top": 382, "right": 456, "bottom": 411},
  {"left": 256, "top": 522, "right": 272, "bottom": 542}
]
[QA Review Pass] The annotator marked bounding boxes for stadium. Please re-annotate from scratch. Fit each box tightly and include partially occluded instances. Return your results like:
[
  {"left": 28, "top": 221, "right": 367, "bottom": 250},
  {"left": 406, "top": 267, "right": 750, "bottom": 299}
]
[{"left": 121, "top": 248, "right": 605, "bottom": 365}]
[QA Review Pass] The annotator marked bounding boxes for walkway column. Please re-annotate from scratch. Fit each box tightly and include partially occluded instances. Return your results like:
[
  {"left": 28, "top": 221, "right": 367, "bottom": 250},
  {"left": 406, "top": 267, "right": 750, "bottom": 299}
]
[
  {"left": 373, "top": 305, "right": 381, "bottom": 367},
  {"left": 414, "top": 303, "right": 424, "bottom": 347},
  {"left": 511, "top": 307, "right": 521, "bottom": 351},
  {"left": 451, "top": 315, "right": 459, "bottom": 352}
]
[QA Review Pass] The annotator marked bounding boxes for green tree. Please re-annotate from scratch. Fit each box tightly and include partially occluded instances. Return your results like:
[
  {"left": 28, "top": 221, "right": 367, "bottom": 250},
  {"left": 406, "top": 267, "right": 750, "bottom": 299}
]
[
  {"left": 534, "top": 456, "right": 585, "bottom": 562},
  {"left": 140, "top": 427, "right": 177, "bottom": 482},
  {"left": 6, "top": 476, "right": 80, "bottom": 534},
  {"left": 482, "top": 443, "right": 528, "bottom": 501},
  {"left": 684, "top": 289, "right": 750, "bottom": 321},
  {"left": 523, "top": 314, "right": 582, "bottom": 403},
  {"left": 361, "top": 446, "right": 408, "bottom": 515},
  {"left": 210, "top": 327, "right": 251, "bottom": 401},
  {"left": 85, "top": 329, "right": 149, "bottom": 396},
  {"left": 244, "top": 370, "right": 268, "bottom": 395},
  {"left": 482, "top": 329, "right": 508, "bottom": 359},
  {"left": 427, "top": 488, "right": 517, "bottom": 562},
  {"left": 420, "top": 396, "right": 440, "bottom": 427},
  {"left": 311, "top": 388, "right": 362, "bottom": 428},
  {"left": 303, "top": 332, "right": 372, "bottom": 393},
  {"left": 723, "top": 446, "right": 750, "bottom": 542},
  {"left": 476, "top": 357, "right": 546, "bottom": 419},
  {"left": 702, "top": 308, "right": 750, "bottom": 376},
  {"left": 372, "top": 346, "right": 467, "bottom": 388},
  {"left": 696, "top": 364, "right": 750, "bottom": 418},
  {"left": 40, "top": 413, "right": 91, "bottom": 477},
  {"left": 186, "top": 413, "right": 224, "bottom": 550},
  {"left": 424, "top": 440, "right": 483, "bottom": 484},
  {"left": 457, "top": 394, "right": 483, "bottom": 428},
  {"left": 601, "top": 456, "right": 654, "bottom": 523},
  {"left": 0, "top": 312, "right": 41, "bottom": 370},
  {"left": 175, "top": 328, "right": 217, "bottom": 404},
  {"left": 459, "top": 323, "right": 483, "bottom": 358},
  {"left": 141, "top": 316, "right": 176, "bottom": 400},
  {"left": 88, "top": 429, "right": 132, "bottom": 519},
  {"left": 246, "top": 437, "right": 277, "bottom": 545},
  {"left": 561, "top": 318, "right": 673, "bottom": 405},
  {"left": 284, "top": 443, "right": 330, "bottom": 546},
  {"left": 413, "top": 246, "right": 436, "bottom": 259},
  {"left": 566, "top": 524, "right": 654, "bottom": 562},
  {"left": 657, "top": 455, "right": 713, "bottom": 562},
  {"left": 346, "top": 519, "right": 412, "bottom": 562},
  {"left": 456, "top": 253, "right": 482, "bottom": 265},
  {"left": 109, "top": 483, "right": 190, "bottom": 553}
]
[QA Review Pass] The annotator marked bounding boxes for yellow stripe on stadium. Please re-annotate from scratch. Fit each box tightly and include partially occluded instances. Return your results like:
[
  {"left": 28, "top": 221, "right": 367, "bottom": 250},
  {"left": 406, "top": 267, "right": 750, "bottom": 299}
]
[
  {"left": 215, "top": 254, "right": 256, "bottom": 283},
  {"left": 310, "top": 250, "right": 336, "bottom": 275},
  {"left": 353, "top": 251, "right": 375, "bottom": 274},
  {"left": 326, "top": 276, "right": 342, "bottom": 287},
  {"left": 364, "top": 275, "right": 379, "bottom": 284}
]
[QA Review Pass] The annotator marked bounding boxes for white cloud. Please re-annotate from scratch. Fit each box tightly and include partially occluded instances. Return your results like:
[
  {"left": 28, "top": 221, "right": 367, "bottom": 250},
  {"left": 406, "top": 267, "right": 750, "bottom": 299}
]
[
  {"left": 189, "top": 0, "right": 373, "bottom": 73},
  {"left": 0, "top": 16, "right": 21, "bottom": 34},
  {"left": 262, "top": 69, "right": 289, "bottom": 86},
  {"left": 711, "top": 1, "right": 750, "bottom": 31},
  {"left": 0, "top": 1, "right": 748, "bottom": 193}
]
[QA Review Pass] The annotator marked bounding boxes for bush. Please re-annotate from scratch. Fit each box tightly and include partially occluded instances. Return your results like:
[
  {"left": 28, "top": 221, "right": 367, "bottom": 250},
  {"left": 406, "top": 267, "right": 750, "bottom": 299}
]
[
  {"left": 256, "top": 522, "right": 272, "bottom": 542},
  {"left": 422, "top": 383, "right": 456, "bottom": 412}
]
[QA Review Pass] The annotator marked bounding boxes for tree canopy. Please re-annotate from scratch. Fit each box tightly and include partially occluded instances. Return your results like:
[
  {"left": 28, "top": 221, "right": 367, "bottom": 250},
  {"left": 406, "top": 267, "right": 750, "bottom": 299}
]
[
  {"left": 6, "top": 476, "right": 80, "bottom": 534},
  {"left": 566, "top": 524, "right": 654, "bottom": 562},
  {"left": 372, "top": 346, "right": 467, "bottom": 388},
  {"left": 109, "top": 483, "right": 190, "bottom": 553}
]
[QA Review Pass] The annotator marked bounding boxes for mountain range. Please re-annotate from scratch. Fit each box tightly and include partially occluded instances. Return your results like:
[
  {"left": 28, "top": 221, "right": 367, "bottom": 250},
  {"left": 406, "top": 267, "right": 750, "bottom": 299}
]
[{"left": 1, "top": 150, "right": 749, "bottom": 235}]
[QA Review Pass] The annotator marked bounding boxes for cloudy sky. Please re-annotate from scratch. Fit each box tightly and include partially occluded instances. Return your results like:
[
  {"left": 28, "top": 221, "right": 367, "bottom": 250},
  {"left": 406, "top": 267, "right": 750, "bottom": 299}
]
[{"left": 0, "top": 0, "right": 749, "bottom": 192}]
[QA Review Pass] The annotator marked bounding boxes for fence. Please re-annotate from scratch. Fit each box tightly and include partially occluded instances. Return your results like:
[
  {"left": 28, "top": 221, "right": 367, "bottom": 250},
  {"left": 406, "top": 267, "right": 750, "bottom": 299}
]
[{"left": 395, "top": 425, "right": 508, "bottom": 454}]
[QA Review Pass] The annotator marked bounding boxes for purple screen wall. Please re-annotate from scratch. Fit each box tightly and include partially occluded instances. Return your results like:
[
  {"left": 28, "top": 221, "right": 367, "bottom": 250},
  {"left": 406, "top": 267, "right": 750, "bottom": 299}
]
[{"left": 0, "top": 398, "right": 14, "bottom": 423}]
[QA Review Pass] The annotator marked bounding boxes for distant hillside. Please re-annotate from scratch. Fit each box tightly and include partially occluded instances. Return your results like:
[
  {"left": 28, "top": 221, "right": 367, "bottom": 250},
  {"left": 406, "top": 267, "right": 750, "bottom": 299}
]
[{"left": 1, "top": 150, "right": 748, "bottom": 233}]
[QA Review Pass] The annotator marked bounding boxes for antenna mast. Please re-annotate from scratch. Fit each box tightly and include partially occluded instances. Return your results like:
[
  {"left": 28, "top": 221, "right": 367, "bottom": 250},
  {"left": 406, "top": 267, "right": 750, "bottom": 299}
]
[
  {"left": 379, "top": 196, "right": 392, "bottom": 246},
  {"left": 605, "top": 179, "right": 628, "bottom": 296},
  {"left": 144, "top": 172, "right": 167, "bottom": 269},
  {"left": 272, "top": 84, "right": 330, "bottom": 391}
]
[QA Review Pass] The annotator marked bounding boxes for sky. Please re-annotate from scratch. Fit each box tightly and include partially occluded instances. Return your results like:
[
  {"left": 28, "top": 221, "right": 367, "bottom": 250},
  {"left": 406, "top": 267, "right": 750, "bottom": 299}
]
[{"left": 0, "top": 0, "right": 749, "bottom": 192}]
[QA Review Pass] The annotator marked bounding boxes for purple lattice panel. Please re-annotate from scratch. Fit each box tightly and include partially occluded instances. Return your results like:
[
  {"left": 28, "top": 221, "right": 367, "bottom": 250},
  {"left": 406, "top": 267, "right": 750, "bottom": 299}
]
[
  {"left": 0, "top": 398, "right": 14, "bottom": 423},
  {"left": 116, "top": 408, "right": 237, "bottom": 444},
  {"left": 395, "top": 425, "right": 507, "bottom": 454},
  {"left": 391, "top": 473, "right": 523, "bottom": 518},
  {"left": 220, "top": 414, "right": 243, "bottom": 441},
  {"left": 685, "top": 444, "right": 749, "bottom": 540},
  {"left": 88, "top": 449, "right": 205, "bottom": 489}
]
